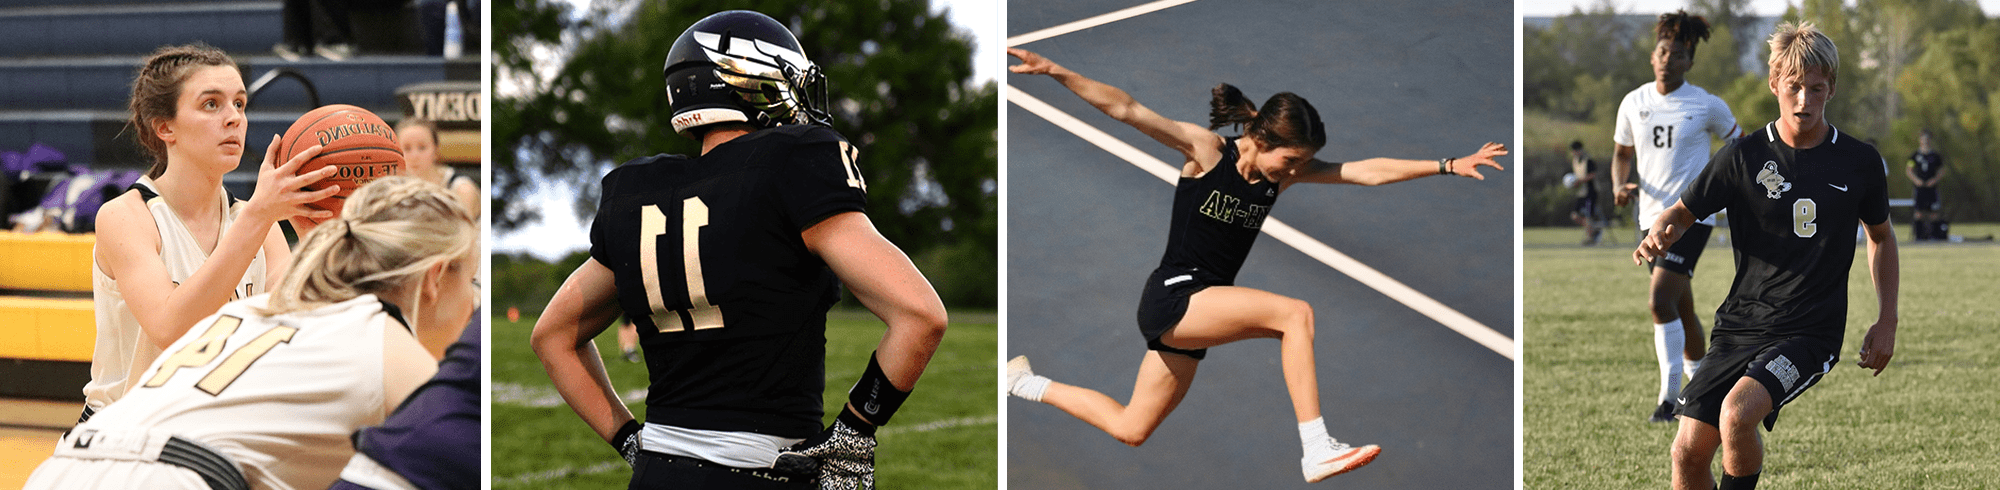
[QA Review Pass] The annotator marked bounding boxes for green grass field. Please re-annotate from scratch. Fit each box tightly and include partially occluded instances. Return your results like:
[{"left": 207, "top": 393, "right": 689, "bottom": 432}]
[
  {"left": 490, "top": 310, "right": 998, "bottom": 489},
  {"left": 1524, "top": 226, "right": 2000, "bottom": 488}
]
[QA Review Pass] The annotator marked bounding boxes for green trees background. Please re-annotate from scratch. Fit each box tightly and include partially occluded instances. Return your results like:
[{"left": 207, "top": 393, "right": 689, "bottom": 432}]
[
  {"left": 492, "top": 0, "right": 996, "bottom": 310},
  {"left": 1524, "top": 0, "right": 2000, "bottom": 227}
]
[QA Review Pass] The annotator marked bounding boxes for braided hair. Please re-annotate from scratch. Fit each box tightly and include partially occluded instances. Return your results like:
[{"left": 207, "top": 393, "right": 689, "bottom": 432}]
[
  {"left": 129, "top": 43, "right": 237, "bottom": 179},
  {"left": 261, "top": 176, "right": 477, "bottom": 315}
]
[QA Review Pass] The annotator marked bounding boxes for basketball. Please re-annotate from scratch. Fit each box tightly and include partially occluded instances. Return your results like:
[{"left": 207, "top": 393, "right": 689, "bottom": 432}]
[{"left": 275, "top": 104, "right": 403, "bottom": 225}]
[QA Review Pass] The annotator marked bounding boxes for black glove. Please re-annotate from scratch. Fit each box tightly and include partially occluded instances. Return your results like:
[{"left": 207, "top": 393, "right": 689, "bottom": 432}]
[
  {"left": 775, "top": 409, "right": 877, "bottom": 490},
  {"left": 611, "top": 420, "right": 642, "bottom": 468}
]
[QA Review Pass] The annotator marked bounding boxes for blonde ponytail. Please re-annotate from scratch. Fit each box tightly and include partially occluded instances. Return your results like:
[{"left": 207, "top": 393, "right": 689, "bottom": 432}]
[{"left": 262, "top": 176, "right": 476, "bottom": 315}]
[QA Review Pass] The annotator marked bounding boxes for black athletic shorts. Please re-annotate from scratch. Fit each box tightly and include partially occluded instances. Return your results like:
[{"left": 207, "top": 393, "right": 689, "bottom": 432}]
[
  {"left": 1677, "top": 336, "right": 1838, "bottom": 431},
  {"left": 1135, "top": 266, "right": 1215, "bottom": 360},
  {"left": 1914, "top": 186, "right": 1940, "bottom": 212},
  {"left": 629, "top": 451, "right": 813, "bottom": 490},
  {"left": 1644, "top": 222, "right": 1712, "bottom": 276},
  {"left": 1572, "top": 196, "right": 1597, "bottom": 220}
]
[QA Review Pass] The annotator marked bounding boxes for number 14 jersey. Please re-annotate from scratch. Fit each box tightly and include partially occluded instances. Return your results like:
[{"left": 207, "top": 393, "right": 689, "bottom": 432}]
[{"left": 590, "top": 124, "right": 867, "bottom": 438}]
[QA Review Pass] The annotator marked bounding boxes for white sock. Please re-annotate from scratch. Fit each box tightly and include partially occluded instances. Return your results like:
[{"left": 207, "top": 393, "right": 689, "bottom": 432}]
[
  {"left": 1299, "top": 417, "right": 1337, "bottom": 459},
  {"left": 1011, "top": 374, "right": 1050, "bottom": 403},
  {"left": 1655, "top": 320, "right": 1685, "bottom": 403},
  {"left": 1684, "top": 357, "right": 1702, "bottom": 379}
]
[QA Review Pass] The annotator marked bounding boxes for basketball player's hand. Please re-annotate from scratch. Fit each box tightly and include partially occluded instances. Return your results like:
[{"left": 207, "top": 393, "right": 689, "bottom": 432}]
[
  {"left": 1856, "top": 321, "right": 1896, "bottom": 376},
  {"left": 1634, "top": 224, "right": 1680, "bottom": 265},
  {"left": 251, "top": 134, "right": 340, "bottom": 225},
  {"left": 776, "top": 409, "right": 877, "bottom": 490},
  {"left": 1451, "top": 142, "right": 1508, "bottom": 180},
  {"left": 1008, "top": 48, "right": 1059, "bottom": 75},
  {"left": 1614, "top": 182, "right": 1638, "bottom": 207}
]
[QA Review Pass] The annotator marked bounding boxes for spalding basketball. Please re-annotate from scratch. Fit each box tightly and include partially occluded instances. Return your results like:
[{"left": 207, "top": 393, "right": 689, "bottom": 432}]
[{"left": 275, "top": 104, "right": 403, "bottom": 225}]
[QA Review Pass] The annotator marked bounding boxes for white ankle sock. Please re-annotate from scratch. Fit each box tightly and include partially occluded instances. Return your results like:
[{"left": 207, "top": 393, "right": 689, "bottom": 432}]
[
  {"left": 1655, "top": 320, "right": 1685, "bottom": 403},
  {"left": 1299, "top": 417, "right": 1336, "bottom": 459},
  {"left": 1011, "top": 374, "right": 1050, "bottom": 402}
]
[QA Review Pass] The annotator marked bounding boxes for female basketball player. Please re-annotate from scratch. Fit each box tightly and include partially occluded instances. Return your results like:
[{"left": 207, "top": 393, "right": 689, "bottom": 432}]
[
  {"left": 84, "top": 43, "right": 340, "bottom": 421},
  {"left": 30, "top": 176, "right": 479, "bottom": 490},
  {"left": 1003, "top": 47, "right": 1506, "bottom": 482},
  {"left": 395, "top": 118, "right": 480, "bottom": 218}
]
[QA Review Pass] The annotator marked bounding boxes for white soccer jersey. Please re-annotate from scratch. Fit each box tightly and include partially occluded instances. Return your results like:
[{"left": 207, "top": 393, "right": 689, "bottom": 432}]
[
  {"left": 1613, "top": 81, "right": 1740, "bottom": 227},
  {"left": 52, "top": 294, "right": 407, "bottom": 490},
  {"left": 85, "top": 178, "right": 265, "bottom": 409}
]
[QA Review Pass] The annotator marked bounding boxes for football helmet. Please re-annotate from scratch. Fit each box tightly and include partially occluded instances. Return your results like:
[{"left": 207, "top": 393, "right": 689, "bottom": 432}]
[{"left": 663, "top": 10, "right": 830, "bottom": 135}]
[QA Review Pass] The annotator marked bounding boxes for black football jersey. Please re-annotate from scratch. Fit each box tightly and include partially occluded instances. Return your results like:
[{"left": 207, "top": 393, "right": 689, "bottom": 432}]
[
  {"left": 1681, "top": 124, "right": 1889, "bottom": 345},
  {"left": 1909, "top": 150, "right": 1943, "bottom": 184},
  {"left": 589, "top": 124, "right": 867, "bottom": 437},
  {"left": 1159, "top": 137, "right": 1281, "bottom": 284}
]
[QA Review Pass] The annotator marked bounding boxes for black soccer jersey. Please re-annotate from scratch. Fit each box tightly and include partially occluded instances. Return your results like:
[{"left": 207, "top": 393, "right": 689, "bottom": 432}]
[
  {"left": 589, "top": 124, "right": 867, "bottom": 438},
  {"left": 1909, "top": 150, "right": 1943, "bottom": 186},
  {"left": 1681, "top": 123, "right": 1890, "bottom": 345},
  {"left": 1158, "top": 137, "right": 1281, "bottom": 284}
]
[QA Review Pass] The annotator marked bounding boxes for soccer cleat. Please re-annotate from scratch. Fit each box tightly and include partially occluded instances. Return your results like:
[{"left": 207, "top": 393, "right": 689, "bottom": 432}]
[
  {"left": 1649, "top": 400, "right": 1679, "bottom": 423},
  {"left": 1303, "top": 442, "right": 1380, "bottom": 482}
]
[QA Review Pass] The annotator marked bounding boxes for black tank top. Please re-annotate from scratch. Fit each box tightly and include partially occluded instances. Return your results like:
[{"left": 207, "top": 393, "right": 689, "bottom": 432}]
[{"left": 1157, "top": 137, "right": 1281, "bottom": 284}]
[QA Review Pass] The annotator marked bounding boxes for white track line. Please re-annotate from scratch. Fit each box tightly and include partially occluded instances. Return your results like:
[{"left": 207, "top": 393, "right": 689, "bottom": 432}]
[
  {"left": 1006, "top": 0, "right": 1201, "bottom": 47},
  {"left": 492, "top": 415, "right": 997, "bottom": 487},
  {"left": 1006, "top": 85, "right": 1515, "bottom": 359}
]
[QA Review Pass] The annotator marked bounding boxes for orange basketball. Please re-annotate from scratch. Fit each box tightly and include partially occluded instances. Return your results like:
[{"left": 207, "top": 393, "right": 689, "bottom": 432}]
[{"left": 275, "top": 104, "right": 403, "bottom": 225}]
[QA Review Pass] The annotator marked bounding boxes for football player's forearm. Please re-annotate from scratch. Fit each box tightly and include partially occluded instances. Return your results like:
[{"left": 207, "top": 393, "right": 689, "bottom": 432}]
[{"left": 537, "top": 338, "right": 634, "bottom": 442}]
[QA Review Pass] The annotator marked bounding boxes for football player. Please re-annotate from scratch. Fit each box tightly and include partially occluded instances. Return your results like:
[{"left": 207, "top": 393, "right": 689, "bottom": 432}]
[
  {"left": 530, "top": 10, "right": 948, "bottom": 490},
  {"left": 1638, "top": 22, "right": 1897, "bottom": 490},
  {"left": 1609, "top": 11, "right": 1741, "bottom": 423}
]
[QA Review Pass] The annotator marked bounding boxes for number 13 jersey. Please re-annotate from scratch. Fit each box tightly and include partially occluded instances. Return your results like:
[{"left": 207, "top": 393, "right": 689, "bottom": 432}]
[
  {"left": 590, "top": 124, "right": 867, "bottom": 439},
  {"left": 1681, "top": 124, "right": 1889, "bottom": 345},
  {"left": 1613, "top": 81, "right": 1740, "bottom": 227}
]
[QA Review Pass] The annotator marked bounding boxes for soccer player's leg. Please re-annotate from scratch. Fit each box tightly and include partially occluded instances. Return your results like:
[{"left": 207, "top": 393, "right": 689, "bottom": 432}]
[
  {"left": 1715, "top": 377, "right": 1772, "bottom": 489},
  {"left": 1170, "top": 286, "right": 1379, "bottom": 481},
  {"left": 1670, "top": 416, "right": 1722, "bottom": 490}
]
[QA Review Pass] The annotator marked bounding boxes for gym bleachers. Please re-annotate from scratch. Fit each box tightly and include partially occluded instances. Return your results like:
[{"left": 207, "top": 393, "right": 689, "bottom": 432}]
[{"left": 0, "top": 0, "right": 473, "bottom": 399}]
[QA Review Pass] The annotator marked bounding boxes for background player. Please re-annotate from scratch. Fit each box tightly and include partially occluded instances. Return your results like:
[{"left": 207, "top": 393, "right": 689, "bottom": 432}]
[
  {"left": 84, "top": 43, "right": 338, "bottom": 423},
  {"left": 530, "top": 10, "right": 947, "bottom": 489},
  {"left": 1637, "top": 22, "right": 1898, "bottom": 490},
  {"left": 1003, "top": 47, "right": 1505, "bottom": 483},
  {"left": 1609, "top": 11, "right": 1741, "bottom": 422},
  {"left": 30, "top": 176, "right": 480, "bottom": 489},
  {"left": 1569, "top": 140, "right": 1603, "bottom": 245},
  {"left": 395, "top": 118, "right": 480, "bottom": 220},
  {"left": 1906, "top": 129, "right": 1944, "bottom": 240}
]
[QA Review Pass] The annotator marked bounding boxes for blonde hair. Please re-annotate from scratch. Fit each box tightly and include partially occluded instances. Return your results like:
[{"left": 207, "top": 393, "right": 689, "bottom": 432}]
[
  {"left": 129, "top": 43, "right": 237, "bottom": 179},
  {"left": 1767, "top": 21, "right": 1838, "bottom": 83},
  {"left": 262, "top": 176, "right": 477, "bottom": 315}
]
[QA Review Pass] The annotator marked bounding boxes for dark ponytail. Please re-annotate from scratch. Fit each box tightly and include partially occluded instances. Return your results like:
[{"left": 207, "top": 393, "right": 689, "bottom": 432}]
[{"left": 1208, "top": 83, "right": 1325, "bottom": 151}]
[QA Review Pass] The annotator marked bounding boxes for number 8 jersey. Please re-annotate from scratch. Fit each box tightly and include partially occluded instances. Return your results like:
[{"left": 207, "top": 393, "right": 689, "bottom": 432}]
[{"left": 590, "top": 124, "right": 867, "bottom": 439}]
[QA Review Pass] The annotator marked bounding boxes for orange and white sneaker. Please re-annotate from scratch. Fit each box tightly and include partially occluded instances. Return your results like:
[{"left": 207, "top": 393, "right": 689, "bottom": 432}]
[{"left": 1302, "top": 442, "right": 1381, "bottom": 482}]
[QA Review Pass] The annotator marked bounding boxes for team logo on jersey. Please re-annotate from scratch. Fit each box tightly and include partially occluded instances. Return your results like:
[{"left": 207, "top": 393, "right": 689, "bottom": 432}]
[
  {"left": 1755, "top": 161, "right": 1792, "bottom": 199},
  {"left": 1639, "top": 110, "right": 1651, "bottom": 120}
]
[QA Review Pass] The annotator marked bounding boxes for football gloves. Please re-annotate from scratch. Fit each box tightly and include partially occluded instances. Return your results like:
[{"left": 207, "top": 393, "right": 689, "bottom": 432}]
[
  {"left": 776, "top": 409, "right": 877, "bottom": 490},
  {"left": 611, "top": 420, "right": 643, "bottom": 468}
]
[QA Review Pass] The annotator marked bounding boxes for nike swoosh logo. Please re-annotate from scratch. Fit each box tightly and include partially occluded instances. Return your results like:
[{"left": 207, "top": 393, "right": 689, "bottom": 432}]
[{"left": 1829, "top": 184, "right": 1849, "bottom": 192}]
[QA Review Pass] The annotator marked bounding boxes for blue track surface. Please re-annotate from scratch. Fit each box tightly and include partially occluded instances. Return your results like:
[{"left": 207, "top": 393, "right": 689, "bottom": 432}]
[{"left": 1006, "top": 1, "right": 1516, "bottom": 488}]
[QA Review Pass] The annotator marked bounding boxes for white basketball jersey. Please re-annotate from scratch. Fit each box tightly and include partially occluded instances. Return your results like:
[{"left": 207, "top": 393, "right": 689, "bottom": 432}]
[
  {"left": 1613, "top": 81, "right": 1740, "bottom": 227},
  {"left": 68, "top": 294, "right": 407, "bottom": 490},
  {"left": 86, "top": 178, "right": 265, "bottom": 409}
]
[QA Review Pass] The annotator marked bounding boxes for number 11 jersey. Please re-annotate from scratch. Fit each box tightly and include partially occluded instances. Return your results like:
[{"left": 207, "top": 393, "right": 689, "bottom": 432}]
[{"left": 590, "top": 124, "right": 867, "bottom": 438}]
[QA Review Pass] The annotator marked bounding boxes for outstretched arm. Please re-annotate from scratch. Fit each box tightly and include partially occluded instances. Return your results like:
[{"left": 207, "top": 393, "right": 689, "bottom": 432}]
[
  {"left": 529, "top": 259, "right": 635, "bottom": 443},
  {"left": 803, "top": 211, "right": 948, "bottom": 424},
  {"left": 1289, "top": 142, "right": 1507, "bottom": 186},
  {"left": 1634, "top": 201, "right": 1698, "bottom": 265},
  {"left": 1856, "top": 220, "right": 1899, "bottom": 376},
  {"left": 1009, "top": 48, "right": 1219, "bottom": 162}
]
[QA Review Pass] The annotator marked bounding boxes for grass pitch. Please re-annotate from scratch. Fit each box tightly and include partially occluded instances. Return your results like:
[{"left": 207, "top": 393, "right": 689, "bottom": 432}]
[
  {"left": 490, "top": 310, "right": 998, "bottom": 489},
  {"left": 1524, "top": 226, "right": 2000, "bottom": 489}
]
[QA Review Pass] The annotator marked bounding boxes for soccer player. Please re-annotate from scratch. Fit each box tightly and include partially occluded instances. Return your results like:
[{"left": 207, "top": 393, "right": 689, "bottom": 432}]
[
  {"left": 1610, "top": 11, "right": 1741, "bottom": 422},
  {"left": 1637, "top": 22, "right": 1898, "bottom": 490},
  {"left": 1906, "top": 129, "right": 1944, "bottom": 240},
  {"left": 85, "top": 43, "right": 337, "bottom": 424},
  {"left": 1569, "top": 140, "right": 1603, "bottom": 245},
  {"left": 529, "top": 10, "right": 948, "bottom": 490},
  {"left": 1004, "top": 47, "right": 1505, "bottom": 483},
  {"left": 29, "top": 177, "right": 481, "bottom": 489}
]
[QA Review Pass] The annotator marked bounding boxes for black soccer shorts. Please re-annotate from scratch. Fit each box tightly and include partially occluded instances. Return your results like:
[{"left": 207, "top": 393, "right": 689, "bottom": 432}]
[
  {"left": 1914, "top": 186, "right": 1941, "bottom": 212},
  {"left": 1644, "top": 222, "right": 1712, "bottom": 277},
  {"left": 1677, "top": 336, "right": 1838, "bottom": 430},
  {"left": 1135, "top": 266, "right": 1214, "bottom": 360}
]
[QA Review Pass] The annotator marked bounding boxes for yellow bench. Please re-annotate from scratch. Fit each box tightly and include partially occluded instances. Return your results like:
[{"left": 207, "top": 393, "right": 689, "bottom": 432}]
[
  {"left": 0, "top": 296, "right": 92, "bottom": 361},
  {"left": 0, "top": 231, "right": 93, "bottom": 292}
]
